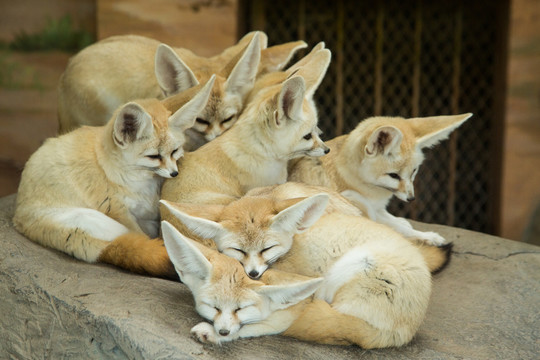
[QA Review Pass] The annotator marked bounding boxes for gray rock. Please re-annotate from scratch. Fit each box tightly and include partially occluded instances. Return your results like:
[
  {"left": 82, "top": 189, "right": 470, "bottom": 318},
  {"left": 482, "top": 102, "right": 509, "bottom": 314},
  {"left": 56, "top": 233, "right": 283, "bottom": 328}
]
[{"left": 1, "top": 194, "right": 539, "bottom": 359}]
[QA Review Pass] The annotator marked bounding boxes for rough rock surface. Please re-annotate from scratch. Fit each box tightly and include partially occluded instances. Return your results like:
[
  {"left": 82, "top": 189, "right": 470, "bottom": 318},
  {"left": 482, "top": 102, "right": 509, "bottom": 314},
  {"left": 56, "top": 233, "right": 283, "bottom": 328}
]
[{"left": 1, "top": 194, "right": 539, "bottom": 359}]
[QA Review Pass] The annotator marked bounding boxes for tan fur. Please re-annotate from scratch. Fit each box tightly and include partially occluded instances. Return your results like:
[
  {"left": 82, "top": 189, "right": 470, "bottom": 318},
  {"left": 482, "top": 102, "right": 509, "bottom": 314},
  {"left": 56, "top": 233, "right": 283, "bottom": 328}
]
[
  {"left": 160, "top": 48, "right": 332, "bottom": 231},
  {"left": 98, "top": 233, "right": 176, "bottom": 279},
  {"left": 58, "top": 32, "right": 306, "bottom": 151},
  {"left": 14, "top": 81, "right": 213, "bottom": 273},
  {"left": 288, "top": 113, "right": 472, "bottom": 246},
  {"left": 166, "top": 182, "right": 433, "bottom": 348}
]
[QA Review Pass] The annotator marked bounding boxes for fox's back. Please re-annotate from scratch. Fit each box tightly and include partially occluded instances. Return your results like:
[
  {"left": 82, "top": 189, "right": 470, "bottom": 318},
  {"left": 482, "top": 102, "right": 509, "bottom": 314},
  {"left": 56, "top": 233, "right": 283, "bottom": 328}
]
[{"left": 16, "top": 127, "right": 105, "bottom": 210}]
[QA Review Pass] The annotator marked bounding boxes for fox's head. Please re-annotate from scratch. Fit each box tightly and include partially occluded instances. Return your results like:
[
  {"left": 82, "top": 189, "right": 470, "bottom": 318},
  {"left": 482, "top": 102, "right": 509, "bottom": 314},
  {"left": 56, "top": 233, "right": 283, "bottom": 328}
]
[
  {"left": 161, "top": 221, "right": 322, "bottom": 341},
  {"left": 348, "top": 113, "right": 473, "bottom": 202},
  {"left": 240, "top": 44, "right": 332, "bottom": 160},
  {"left": 155, "top": 33, "right": 263, "bottom": 150},
  {"left": 109, "top": 75, "right": 215, "bottom": 178},
  {"left": 160, "top": 193, "right": 328, "bottom": 279}
]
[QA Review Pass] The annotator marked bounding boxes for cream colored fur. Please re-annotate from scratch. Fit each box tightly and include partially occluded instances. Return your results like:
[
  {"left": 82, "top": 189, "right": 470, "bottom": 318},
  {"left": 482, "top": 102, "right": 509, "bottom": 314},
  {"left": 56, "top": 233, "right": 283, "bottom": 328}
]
[
  {"left": 58, "top": 32, "right": 306, "bottom": 151},
  {"left": 162, "top": 182, "right": 432, "bottom": 348},
  {"left": 160, "top": 47, "right": 332, "bottom": 231},
  {"left": 288, "top": 113, "right": 473, "bottom": 245},
  {"left": 13, "top": 78, "right": 214, "bottom": 264}
]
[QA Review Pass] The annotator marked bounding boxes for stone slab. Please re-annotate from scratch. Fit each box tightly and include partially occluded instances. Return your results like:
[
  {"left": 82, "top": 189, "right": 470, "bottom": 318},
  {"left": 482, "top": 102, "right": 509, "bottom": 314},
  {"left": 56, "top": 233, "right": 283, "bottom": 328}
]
[{"left": 1, "top": 194, "right": 539, "bottom": 359}]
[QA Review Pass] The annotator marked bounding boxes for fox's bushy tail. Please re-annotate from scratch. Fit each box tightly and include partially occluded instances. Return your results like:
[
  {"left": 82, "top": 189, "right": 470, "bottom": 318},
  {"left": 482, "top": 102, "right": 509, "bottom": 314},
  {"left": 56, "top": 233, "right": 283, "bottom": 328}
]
[
  {"left": 412, "top": 241, "right": 453, "bottom": 274},
  {"left": 283, "top": 299, "right": 406, "bottom": 349},
  {"left": 98, "top": 233, "right": 177, "bottom": 280}
]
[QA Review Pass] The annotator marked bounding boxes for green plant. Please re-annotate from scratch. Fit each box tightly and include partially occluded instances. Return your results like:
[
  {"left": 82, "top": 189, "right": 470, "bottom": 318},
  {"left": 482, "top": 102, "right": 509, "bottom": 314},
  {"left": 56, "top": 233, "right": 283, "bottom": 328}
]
[{"left": 9, "top": 15, "right": 94, "bottom": 52}]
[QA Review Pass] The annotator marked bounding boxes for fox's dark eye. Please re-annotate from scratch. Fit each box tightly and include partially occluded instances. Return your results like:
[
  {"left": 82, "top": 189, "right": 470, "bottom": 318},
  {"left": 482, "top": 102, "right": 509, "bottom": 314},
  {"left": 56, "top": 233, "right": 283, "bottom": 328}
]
[
  {"left": 196, "top": 118, "right": 210, "bottom": 126},
  {"left": 261, "top": 245, "right": 275, "bottom": 253},
  {"left": 303, "top": 133, "right": 312, "bottom": 140},
  {"left": 171, "top": 148, "right": 180, "bottom": 156},
  {"left": 388, "top": 173, "right": 401, "bottom": 180},
  {"left": 147, "top": 154, "right": 162, "bottom": 160},
  {"left": 221, "top": 115, "right": 234, "bottom": 124}
]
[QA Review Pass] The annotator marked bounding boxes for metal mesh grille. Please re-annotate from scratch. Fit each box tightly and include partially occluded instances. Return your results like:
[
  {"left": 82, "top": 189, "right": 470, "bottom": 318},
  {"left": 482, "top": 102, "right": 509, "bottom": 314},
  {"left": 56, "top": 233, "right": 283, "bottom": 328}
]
[{"left": 243, "top": 0, "right": 506, "bottom": 233}]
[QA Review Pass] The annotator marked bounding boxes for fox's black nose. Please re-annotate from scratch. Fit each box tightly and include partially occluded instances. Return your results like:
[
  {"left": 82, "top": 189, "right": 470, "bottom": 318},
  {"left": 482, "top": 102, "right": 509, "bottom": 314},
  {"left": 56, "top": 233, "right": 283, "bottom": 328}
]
[
  {"left": 170, "top": 171, "right": 178, "bottom": 177},
  {"left": 324, "top": 147, "right": 330, "bottom": 154},
  {"left": 248, "top": 270, "right": 260, "bottom": 279},
  {"left": 219, "top": 329, "right": 230, "bottom": 336},
  {"left": 407, "top": 196, "right": 415, "bottom": 202}
]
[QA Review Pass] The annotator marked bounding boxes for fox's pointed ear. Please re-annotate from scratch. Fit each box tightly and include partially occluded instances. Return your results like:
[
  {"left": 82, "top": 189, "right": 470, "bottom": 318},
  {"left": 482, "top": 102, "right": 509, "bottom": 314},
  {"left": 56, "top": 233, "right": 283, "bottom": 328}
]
[
  {"left": 365, "top": 126, "right": 403, "bottom": 157},
  {"left": 161, "top": 221, "right": 213, "bottom": 283},
  {"left": 273, "top": 76, "right": 306, "bottom": 127},
  {"left": 257, "top": 277, "right": 323, "bottom": 310},
  {"left": 168, "top": 75, "right": 215, "bottom": 131},
  {"left": 160, "top": 200, "right": 227, "bottom": 241},
  {"left": 225, "top": 32, "right": 261, "bottom": 98},
  {"left": 288, "top": 47, "right": 331, "bottom": 98},
  {"left": 270, "top": 194, "right": 328, "bottom": 234},
  {"left": 285, "top": 42, "right": 325, "bottom": 75},
  {"left": 259, "top": 40, "right": 307, "bottom": 74},
  {"left": 155, "top": 44, "right": 199, "bottom": 97},
  {"left": 112, "top": 102, "right": 153, "bottom": 149},
  {"left": 410, "top": 113, "right": 473, "bottom": 149}
]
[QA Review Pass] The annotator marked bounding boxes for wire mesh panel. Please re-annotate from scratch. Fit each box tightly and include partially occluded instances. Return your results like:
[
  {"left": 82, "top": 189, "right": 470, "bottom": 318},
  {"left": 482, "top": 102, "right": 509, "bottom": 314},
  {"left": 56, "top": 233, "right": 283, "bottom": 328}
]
[{"left": 241, "top": 0, "right": 507, "bottom": 234}]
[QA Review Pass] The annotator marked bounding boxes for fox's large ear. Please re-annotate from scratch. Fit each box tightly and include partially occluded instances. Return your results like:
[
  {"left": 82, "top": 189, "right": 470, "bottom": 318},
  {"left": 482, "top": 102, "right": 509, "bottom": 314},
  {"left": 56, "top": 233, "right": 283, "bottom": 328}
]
[
  {"left": 364, "top": 126, "right": 403, "bottom": 157},
  {"left": 270, "top": 194, "right": 329, "bottom": 234},
  {"left": 257, "top": 277, "right": 323, "bottom": 310},
  {"left": 161, "top": 221, "right": 212, "bottom": 284},
  {"left": 112, "top": 102, "right": 153, "bottom": 149},
  {"left": 160, "top": 199, "right": 227, "bottom": 241},
  {"left": 168, "top": 75, "right": 216, "bottom": 131},
  {"left": 259, "top": 40, "right": 307, "bottom": 74},
  {"left": 285, "top": 42, "right": 325, "bottom": 75},
  {"left": 410, "top": 113, "right": 473, "bottom": 149},
  {"left": 155, "top": 44, "right": 199, "bottom": 97},
  {"left": 273, "top": 76, "right": 306, "bottom": 127},
  {"left": 225, "top": 32, "right": 261, "bottom": 98},
  {"left": 288, "top": 47, "right": 331, "bottom": 98},
  {"left": 219, "top": 31, "right": 268, "bottom": 63}
]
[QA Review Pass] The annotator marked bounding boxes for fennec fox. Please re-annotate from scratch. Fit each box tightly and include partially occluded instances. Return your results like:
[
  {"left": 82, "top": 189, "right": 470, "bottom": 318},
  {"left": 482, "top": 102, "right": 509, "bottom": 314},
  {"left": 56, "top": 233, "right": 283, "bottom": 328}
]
[
  {"left": 58, "top": 32, "right": 306, "bottom": 150},
  {"left": 13, "top": 78, "right": 214, "bottom": 277},
  {"left": 288, "top": 113, "right": 472, "bottom": 245},
  {"left": 161, "top": 198, "right": 432, "bottom": 349},
  {"left": 161, "top": 221, "right": 325, "bottom": 345},
  {"left": 160, "top": 47, "right": 332, "bottom": 229}
]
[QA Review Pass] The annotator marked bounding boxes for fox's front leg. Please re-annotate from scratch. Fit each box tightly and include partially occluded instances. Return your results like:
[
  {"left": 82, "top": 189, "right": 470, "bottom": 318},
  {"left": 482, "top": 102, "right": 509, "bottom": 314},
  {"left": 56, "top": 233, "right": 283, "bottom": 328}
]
[
  {"left": 376, "top": 209, "right": 446, "bottom": 246},
  {"left": 191, "top": 322, "right": 242, "bottom": 344},
  {"left": 191, "top": 322, "right": 222, "bottom": 344}
]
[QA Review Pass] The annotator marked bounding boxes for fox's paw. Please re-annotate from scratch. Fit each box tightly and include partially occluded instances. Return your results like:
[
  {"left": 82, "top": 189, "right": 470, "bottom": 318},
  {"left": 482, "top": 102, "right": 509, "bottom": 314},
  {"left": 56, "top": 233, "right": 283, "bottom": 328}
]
[
  {"left": 191, "top": 322, "right": 219, "bottom": 344},
  {"left": 418, "top": 231, "right": 447, "bottom": 246}
]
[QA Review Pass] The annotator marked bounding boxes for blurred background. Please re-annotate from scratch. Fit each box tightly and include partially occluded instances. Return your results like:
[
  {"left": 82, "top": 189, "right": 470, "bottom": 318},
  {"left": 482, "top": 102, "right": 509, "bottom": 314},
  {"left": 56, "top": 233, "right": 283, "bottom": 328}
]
[{"left": 0, "top": 0, "right": 538, "bottom": 244}]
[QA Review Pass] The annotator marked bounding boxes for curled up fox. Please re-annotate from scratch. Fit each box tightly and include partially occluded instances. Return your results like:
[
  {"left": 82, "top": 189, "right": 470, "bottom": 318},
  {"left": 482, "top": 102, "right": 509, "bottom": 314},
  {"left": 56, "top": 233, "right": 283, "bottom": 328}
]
[
  {"left": 159, "top": 179, "right": 446, "bottom": 348},
  {"left": 13, "top": 76, "right": 215, "bottom": 278}
]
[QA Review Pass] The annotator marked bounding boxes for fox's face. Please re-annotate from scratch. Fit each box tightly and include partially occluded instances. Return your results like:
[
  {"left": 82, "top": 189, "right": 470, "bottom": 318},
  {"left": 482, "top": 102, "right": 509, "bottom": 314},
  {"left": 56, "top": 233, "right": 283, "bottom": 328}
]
[
  {"left": 354, "top": 113, "right": 473, "bottom": 203},
  {"left": 360, "top": 144, "right": 424, "bottom": 202},
  {"left": 188, "top": 76, "right": 242, "bottom": 143},
  {"left": 112, "top": 77, "right": 215, "bottom": 178},
  {"left": 161, "top": 221, "right": 322, "bottom": 341},
  {"left": 155, "top": 33, "right": 262, "bottom": 151},
  {"left": 161, "top": 193, "right": 328, "bottom": 279}
]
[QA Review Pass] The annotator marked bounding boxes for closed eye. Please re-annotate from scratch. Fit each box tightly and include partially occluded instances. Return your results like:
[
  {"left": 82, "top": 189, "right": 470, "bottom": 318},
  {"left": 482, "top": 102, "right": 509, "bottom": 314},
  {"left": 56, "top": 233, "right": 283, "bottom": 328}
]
[
  {"left": 303, "top": 133, "right": 312, "bottom": 140},
  {"left": 171, "top": 148, "right": 180, "bottom": 156},
  {"left": 146, "top": 154, "right": 162, "bottom": 160},
  {"left": 196, "top": 118, "right": 210, "bottom": 126},
  {"left": 388, "top": 173, "right": 401, "bottom": 180},
  {"left": 261, "top": 245, "right": 276, "bottom": 253},
  {"left": 221, "top": 115, "right": 234, "bottom": 124},
  {"left": 232, "top": 248, "right": 246, "bottom": 256}
]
